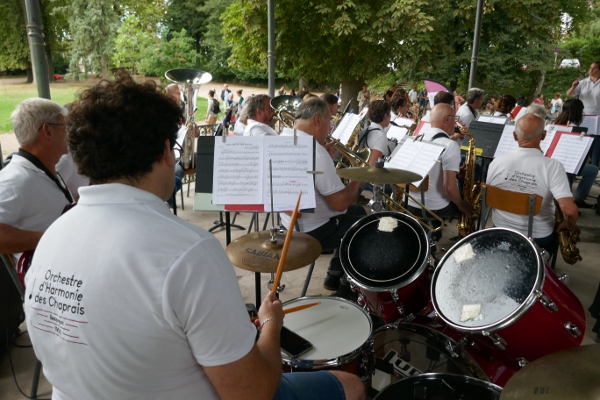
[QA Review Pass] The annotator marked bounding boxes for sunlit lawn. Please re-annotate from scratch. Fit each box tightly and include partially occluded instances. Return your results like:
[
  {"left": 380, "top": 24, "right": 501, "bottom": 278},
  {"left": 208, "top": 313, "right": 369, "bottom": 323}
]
[{"left": 0, "top": 81, "right": 211, "bottom": 134}]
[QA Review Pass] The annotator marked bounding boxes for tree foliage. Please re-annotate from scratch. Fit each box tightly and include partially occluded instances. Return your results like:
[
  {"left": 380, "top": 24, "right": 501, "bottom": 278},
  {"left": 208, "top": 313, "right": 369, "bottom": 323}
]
[
  {"left": 55, "top": 0, "right": 120, "bottom": 79},
  {"left": 138, "top": 29, "right": 200, "bottom": 78},
  {"left": 112, "top": 15, "right": 153, "bottom": 75},
  {"left": 222, "top": 0, "right": 588, "bottom": 104},
  {"left": 0, "top": 0, "right": 30, "bottom": 71}
]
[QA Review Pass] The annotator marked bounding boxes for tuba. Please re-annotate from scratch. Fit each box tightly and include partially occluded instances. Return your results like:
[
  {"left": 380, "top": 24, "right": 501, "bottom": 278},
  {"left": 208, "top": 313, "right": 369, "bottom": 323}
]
[
  {"left": 165, "top": 68, "right": 212, "bottom": 169},
  {"left": 456, "top": 132, "right": 481, "bottom": 237},
  {"left": 271, "top": 95, "right": 302, "bottom": 129},
  {"left": 554, "top": 201, "right": 582, "bottom": 265}
]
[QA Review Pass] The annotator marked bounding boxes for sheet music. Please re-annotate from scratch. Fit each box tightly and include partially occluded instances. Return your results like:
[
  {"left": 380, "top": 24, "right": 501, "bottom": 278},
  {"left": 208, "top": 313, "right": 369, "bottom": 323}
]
[
  {"left": 385, "top": 138, "right": 445, "bottom": 187},
  {"left": 581, "top": 115, "right": 599, "bottom": 136},
  {"left": 213, "top": 137, "right": 263, "bottom": 204},
  {"left": 393, "top": 117, "right": 415, "bottom": 128},
  {"left": 549, "top": 133, "right": 593, "bottom": 174},
  {"left": 493, "top": 125, "right": 518, "bottom": 158},
  {"left": 387, "top": 125, "right": 408, "bottom": 142},
  {"left": 212, "top": 136, "right": 316, "bottom": 210},
  {"left": 478, "top": 116, "right": 509, "bottom": 125},
  {"left": 332, "top": 113, "right": 360, "bottom": 145},
  {"left": 263, "top": 136, "right": 316, "bottom": 211},
  {"left": 542, "top": 125, "right": 571, "bottom": 155}
]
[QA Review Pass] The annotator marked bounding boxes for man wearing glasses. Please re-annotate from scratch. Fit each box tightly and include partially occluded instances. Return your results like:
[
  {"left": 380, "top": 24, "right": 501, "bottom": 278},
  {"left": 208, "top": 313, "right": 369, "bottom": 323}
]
[
  {"left": 0, "top": 98, "right": 72, "bottom": 265},
  {"left": 407, "top": 104, "right": 473, "bottom": 233}
]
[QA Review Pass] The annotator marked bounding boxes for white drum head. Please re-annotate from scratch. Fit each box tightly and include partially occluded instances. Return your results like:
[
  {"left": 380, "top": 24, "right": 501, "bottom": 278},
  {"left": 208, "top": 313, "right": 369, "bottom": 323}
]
[
  {"left": 282, "top": 296, "right": 372, "bottom": 362},
  {"left": 432, "top": 228, "right": 543, "bottom": 332}
]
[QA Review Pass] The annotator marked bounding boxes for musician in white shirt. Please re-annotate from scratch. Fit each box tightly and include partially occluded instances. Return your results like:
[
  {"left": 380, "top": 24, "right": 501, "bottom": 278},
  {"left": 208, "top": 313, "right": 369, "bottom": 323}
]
[
  {"left": 456, "top": 88, "right": 485, "bottom": 128},
  {"left": 243, "top": 94, "right": 278, "bottom": 136}
]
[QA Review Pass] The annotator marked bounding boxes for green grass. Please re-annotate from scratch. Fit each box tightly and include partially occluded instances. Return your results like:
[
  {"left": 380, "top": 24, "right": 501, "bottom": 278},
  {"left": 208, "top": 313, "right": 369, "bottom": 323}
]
[{"left": 0, "top": 82, "right": 214, "bottom": 133}]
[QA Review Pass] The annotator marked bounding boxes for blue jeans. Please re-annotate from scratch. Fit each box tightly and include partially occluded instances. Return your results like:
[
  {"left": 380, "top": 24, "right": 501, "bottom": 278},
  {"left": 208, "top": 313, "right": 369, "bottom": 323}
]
[{"left": 274, "top": 371, "right": 345, "bottom": 400}]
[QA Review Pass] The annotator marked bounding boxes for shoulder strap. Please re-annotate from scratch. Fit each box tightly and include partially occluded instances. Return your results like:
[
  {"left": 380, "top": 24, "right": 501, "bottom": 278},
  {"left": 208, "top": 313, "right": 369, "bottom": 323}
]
[
  {"left": 431, "top": 132, "right": 449, "bottom": 141},
  {"left": 358, "top": 126, "right": 375, "bottom": 148},
  {"left": 17, "top": 149, "right": 73, "bottom": 203}
]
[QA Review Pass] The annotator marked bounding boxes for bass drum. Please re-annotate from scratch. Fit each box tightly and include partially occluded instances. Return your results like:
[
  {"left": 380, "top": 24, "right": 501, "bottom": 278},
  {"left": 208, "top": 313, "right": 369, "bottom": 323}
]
[
  {"left": 370, "top": 321, "right": 489, "bottom": 394},
  {"left": 432, "top": 228, "right": 586, "bottom": 364},
  {"left": 340, "top": 212, "right": 431, "bottom": 322},
  {"left": 373, "top": 373, "right": 502, "bottom": 400}
]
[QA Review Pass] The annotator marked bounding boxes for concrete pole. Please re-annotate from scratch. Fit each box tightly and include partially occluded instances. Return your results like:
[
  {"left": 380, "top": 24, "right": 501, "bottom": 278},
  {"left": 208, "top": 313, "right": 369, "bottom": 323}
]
[
  {"left": 24, "top": 0, "right": 51, "bottom": 99},
  {"left": 267, "top": 0, "right": 275, "bottom": 97},
  {"left": 468, "top": 0, "right": 484, "bottom": 90}
]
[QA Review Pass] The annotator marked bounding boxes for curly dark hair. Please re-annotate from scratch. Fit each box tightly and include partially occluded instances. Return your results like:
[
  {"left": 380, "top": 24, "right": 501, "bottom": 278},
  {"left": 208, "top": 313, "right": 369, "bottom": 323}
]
[
  {"left": 67, "top": 72, "right": 182, "bottom": 183},
  {"left": 368, "top": 100, "right": 391, "bottom": 123}
]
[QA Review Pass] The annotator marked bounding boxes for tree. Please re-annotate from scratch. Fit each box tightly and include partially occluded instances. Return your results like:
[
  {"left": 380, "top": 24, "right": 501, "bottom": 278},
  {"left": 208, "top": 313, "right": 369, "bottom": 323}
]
[
  {"left": 0, "top": 0, "right": 30, "bottom": 72},
  {"left": 222, "top": 0, "right": 588, "bottom": 108},
  {"left": 112, "top": 15, "right": 153, "bottom": 75},
  {"left": 138, "top": 29, "right": 200, "bottom": 78},
  {"left": 55, "top": 0, "right": 120, "bottom": 79}
]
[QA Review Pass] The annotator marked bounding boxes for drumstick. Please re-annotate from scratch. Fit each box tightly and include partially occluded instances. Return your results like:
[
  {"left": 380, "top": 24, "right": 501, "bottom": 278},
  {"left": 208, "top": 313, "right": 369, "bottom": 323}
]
[
  {"left": 251, "top": 302, "right": 320, "bottom": 322},
  {"left": 271, "top": 192, "right": 302, "bottom": 293}
]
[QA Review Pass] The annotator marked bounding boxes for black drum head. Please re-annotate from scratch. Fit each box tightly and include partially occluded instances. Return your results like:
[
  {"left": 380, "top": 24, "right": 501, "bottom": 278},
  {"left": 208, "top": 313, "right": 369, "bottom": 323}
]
[{"left": 340, "top": 212, "right": 429, "bottom": 290}]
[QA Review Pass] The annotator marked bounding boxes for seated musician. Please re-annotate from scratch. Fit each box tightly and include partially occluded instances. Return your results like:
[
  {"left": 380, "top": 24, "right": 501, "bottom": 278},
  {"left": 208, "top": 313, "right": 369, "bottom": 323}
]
[
  {"left": 456, "top": 87, "right": 485, "bottom": 128},
  {"left": 486, "top": 113, "right": 579, "bottom": 253},
  {"left": 406, "top": 104, "right": 473, "bottom": 233},
  {"left": 243, "top": 94, "right": 278, "bottom": 136},
  {"left": 492, "top": 95, "right": 517, "bottom": 119},
  {"left": 24, "top": 74, "right": 365, "bottom": 400},
  {"left": 320, "top": 93, "right": 340, "bottom": 133},
  {"left": 279, "top": 98, "right": 367, "bottom": 293},
  {"left": 358, "top": 99, "right": 396, "bottom": 165},
  {"left": 0, "top": 98, "right": 72, "bottom": 265}
]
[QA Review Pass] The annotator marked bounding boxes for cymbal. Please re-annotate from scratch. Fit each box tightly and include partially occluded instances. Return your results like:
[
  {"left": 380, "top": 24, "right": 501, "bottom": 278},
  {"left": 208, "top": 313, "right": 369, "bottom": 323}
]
[
  {"left": 500, "top": 344, "right": 600, "bottom": 400},
  {"left": 226, "top": 231, "right": 322, "bottom": 273},
  {"left": 337, "top": 166, "right": 423, "bottom": 184}
]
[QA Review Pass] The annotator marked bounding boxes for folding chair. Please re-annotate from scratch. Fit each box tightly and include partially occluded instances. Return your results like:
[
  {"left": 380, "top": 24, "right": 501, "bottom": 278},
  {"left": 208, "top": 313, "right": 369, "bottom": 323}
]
[{"left": 1, "top": 254, "right": 43, "bottom": 399}]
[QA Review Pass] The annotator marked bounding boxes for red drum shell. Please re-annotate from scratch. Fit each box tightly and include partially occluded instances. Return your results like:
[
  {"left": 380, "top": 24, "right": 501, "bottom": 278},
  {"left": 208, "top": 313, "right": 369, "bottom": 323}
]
[
  {"left": 432, "top": 228, "right": 586, "bottom": 364},
  {"left": 340, "top": 212, "right": 431, "bottom": 321}
]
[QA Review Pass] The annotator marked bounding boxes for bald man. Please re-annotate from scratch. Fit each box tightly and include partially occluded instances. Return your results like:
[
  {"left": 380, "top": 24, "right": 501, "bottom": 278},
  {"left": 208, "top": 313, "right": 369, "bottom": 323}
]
[
  {"left": 486, "top": 113, "right": 579, "bottom": 252},
  {"left": 407, "top": 104, "right": 473, "bottom": 230}
]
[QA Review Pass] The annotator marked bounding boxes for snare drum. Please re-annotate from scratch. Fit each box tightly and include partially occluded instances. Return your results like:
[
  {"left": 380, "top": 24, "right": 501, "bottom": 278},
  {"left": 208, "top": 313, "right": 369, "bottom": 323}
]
[
  {"left": 432, "top": 228, "right": 586, "bottom": 365},
  {"left": 370, "top": 321, "right": 491, "bottom": 393},
  {"left": 373, "top": 373, "right": 502, "bottom": 400},
  {"left": 281, "top": 296, "right": 373, "bottom": 380},
  {"left": 340, "top": 212, "right": 431, "bottom": 322}
]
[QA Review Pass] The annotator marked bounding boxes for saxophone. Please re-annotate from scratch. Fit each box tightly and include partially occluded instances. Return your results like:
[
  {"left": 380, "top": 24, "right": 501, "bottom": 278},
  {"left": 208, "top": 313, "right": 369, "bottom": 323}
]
[
  {"left": 554, "top": 201, "right": 582, "bottom": 265},
  {"left": 456, "top": 132, "right": 481, "bottom": 237}
]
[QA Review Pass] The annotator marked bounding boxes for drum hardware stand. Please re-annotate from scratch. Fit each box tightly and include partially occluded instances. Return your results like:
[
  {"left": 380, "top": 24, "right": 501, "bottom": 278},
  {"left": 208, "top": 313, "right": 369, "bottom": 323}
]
[
  {"left": 208, "top": 212, "right": 245, "bottom": 233},
  {"left": 443, "top": 336, "right": 471, "bottom": 358},
  {"left": 368, "top": 160, "right": 386, "bottom": 213},
  {"left": 482, "top": 331, "right": 507, "bottom": 350},
  {"left": 564, "top": 322, "right": 582, "bottom": 337},
  {"left": 536, "top": 290, "right": 559, "bottom": 312}
]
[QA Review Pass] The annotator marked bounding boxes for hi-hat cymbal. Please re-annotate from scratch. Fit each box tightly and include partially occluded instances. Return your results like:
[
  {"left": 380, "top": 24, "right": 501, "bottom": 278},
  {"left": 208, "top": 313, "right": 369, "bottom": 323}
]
[
  {"left": 226, "top": 231, "right": 322, "bottom": 273},
  {"left": 500, "top": 344, "right": 600, "bottom": 400},
  {"left": 337, "top": 166, "right": 423, "bottom": 184}
]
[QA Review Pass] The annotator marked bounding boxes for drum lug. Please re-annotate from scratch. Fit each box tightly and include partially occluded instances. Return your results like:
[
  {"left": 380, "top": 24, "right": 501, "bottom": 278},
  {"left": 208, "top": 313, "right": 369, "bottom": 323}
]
[
  {"left": 482, "top": 331, "right": 507, "bottom": 350},
  {"left": 557, "top": 273, "right": 570, "bottom": 285},
  {"left": 403, "top": 313, "right": 416, "bottom": 323},
  {"left": 349, "top": 281, "right": 360, "bottom": 293},
  {"left": 389, "top": 289, "right": 406, "bottom": 317},
  {"left": 564, "top": 322, "right": 582, "bottom": 338},
  {"left": 444, "top": 340, "right": 460, "bottom": 359},
  {"left": 357, "top": 294, "right": 367, "bottom": 309},
  {"left": 516, "top": 357, "right": 529, "bottom": 368},
  {"left": 538, "top": 292, "right": 559, "bottom": 312}
]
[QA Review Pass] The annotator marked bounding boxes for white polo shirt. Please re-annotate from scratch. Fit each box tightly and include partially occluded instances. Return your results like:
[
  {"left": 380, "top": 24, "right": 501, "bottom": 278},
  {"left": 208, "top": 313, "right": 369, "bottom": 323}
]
[
  {"left": 243, "top": 119, "right": 278, "bottom": 136},
  {"left": 572, "top": 77, "right": 600, "bottom": 115}
]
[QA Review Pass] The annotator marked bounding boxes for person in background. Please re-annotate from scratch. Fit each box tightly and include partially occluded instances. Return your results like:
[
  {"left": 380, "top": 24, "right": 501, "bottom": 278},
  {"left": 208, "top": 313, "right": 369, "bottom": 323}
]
[
  {"left": 220, "top": 84, "right": 231, "bottom": 102},
  {"left": 205, "top": 90, "right": 219, "bottom": 124},
  {"left": 567, "top": 60, "right": 600, "bottom": 165},
  {"left": 357, "top": 83, "right": 370, "bottom": 111},
  {"left": 275, "top": 85, "right": 286, "bottom": 97},
  {"left": 532, "top": 93, "right": 544, "bottom": 106},
  {"left": 409, "top": 86, "right": 418, "bottom": 104},
  {"left": 550, "top": 92, "right": 563, "bottom": 117},
  {"left": 453, "top": 91, "right": 464, "bottom": 112}
]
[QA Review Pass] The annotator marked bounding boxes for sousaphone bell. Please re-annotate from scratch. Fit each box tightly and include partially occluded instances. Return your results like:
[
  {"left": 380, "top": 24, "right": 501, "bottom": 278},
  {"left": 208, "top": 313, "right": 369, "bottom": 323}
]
[{"left": 165, "top": 68, "right": 213, "bottom": 169}]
